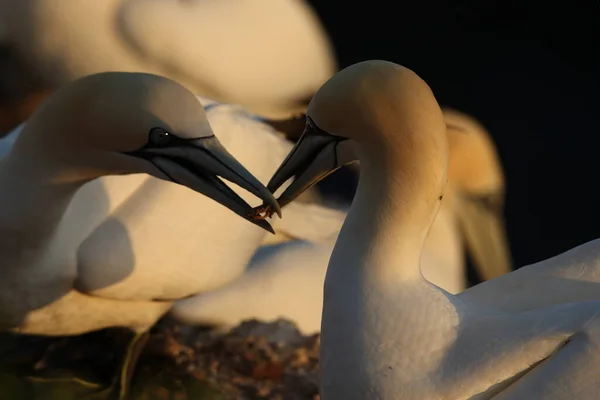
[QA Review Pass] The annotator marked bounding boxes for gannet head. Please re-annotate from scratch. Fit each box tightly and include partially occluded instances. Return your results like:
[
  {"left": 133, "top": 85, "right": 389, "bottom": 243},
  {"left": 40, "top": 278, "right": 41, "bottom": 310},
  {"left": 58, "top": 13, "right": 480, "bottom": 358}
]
[
  {"left": 444, "top": 108, "right": 505, "bottom": 196},
  {"left": 267, "top": 60, "right": 448, "bottom": 208},
  {"left": 443, "top": 108, "right": 513, "bottom": 279},
  {"left": 12, "top": 72, "right": 281, "bottom": 232}
]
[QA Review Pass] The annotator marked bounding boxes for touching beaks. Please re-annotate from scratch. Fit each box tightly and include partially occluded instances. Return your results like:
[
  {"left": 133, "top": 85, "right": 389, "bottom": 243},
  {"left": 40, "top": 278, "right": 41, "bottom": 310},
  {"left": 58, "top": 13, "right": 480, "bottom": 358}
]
[
  {"left": 126, "top": 134, "right": 281, "bottom": 234},
  {"left": 267, "top": 116, "right": 356, "bottom": 208}
]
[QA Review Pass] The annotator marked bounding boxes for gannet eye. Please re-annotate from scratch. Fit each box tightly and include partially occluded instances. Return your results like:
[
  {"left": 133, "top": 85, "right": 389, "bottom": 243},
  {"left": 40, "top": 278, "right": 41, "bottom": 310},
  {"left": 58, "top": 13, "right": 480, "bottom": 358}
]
[{"left": 149, "top": 127, "right": 172, "bottom": 147}]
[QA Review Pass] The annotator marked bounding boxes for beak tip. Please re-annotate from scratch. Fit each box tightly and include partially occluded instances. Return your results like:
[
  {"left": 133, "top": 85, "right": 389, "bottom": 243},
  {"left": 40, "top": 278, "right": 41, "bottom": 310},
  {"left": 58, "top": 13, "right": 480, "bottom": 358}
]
[
  {"left": 250, "top": 217, "right": 275, "bottom": 234},
  {"left": 266, "top": 196, "right": 282, "bottom": 218},
  {"left": 265, "top": 223, "right": 276, "bottom": 235}
]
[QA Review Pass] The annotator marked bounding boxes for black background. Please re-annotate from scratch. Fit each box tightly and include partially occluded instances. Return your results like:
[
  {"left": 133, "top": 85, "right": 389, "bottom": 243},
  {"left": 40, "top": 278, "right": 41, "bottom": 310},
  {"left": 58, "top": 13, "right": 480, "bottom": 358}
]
[{"left": 307, "top": 0, "right": 600, "bottom": 277}]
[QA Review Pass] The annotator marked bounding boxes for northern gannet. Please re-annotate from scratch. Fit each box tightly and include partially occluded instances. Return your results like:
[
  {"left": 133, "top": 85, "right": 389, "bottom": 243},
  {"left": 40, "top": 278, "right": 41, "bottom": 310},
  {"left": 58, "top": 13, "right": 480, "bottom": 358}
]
[
  {"left": 171, "top": 108, "right": 512, "bottom": 333},
  {"left": 0, "top": 0, "right": 336, "bottom": 119},
  {"left": 266, "top": 60, "right": 600, "bottom": 399},
  {"left": 0, "top": 98, "right": 346, "bottom": 305},
  {"left": 0, "top": 72, "right": 281, "bottom": 399},
  {"left": 0, "top": 93, "right": 346, "bottom": 395}
]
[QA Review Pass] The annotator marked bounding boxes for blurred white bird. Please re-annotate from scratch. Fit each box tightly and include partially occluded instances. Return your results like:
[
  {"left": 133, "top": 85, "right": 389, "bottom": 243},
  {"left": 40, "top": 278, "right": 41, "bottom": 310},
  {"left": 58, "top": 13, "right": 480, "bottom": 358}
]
[
  {"left": 0, "top": 0, "right": 336, "bottom": 119},
  {"left": 267, "top": 60, "right": 600, "bottom": 400},
  {"left": 171, "top": 107, "right": 512, "bottom": 333}
]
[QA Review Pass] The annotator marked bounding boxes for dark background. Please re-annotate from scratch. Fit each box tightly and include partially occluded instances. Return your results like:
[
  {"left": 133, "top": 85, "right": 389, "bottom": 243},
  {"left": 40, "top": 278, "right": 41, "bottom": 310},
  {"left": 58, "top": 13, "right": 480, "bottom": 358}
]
[{"left": 307, "top": 0, "right": 600, "bottom": 274}]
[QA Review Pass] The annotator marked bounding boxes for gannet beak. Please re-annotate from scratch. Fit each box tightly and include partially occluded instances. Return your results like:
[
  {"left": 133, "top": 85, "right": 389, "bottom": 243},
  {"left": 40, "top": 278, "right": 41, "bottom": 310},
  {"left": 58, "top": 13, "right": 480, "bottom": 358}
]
[
  {"left": 455, "top": 191, "right": 513, "bottom": 280},
  {"left": 267, "top": 116, "right": 356, "bottom": 208},
  {"left": 126, "top": 135, "right": 281, "bottom": 233}
]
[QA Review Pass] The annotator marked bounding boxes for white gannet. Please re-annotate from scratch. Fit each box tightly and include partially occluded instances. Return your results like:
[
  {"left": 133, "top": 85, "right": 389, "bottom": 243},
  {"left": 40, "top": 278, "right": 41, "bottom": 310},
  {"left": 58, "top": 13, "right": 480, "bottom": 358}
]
[
  {"left": 0, "top": 72, "right": 282, "bottom": 398},
  {"left": 265, "top": 60, "right": 600, "bottom": 399},
  {"left": 0, "top": 97, "right": 345, "bottom": 300},
  {"left": 0, "top": 0, "right": 336, "bottom": 119},
  {"left": 170, "top": 108, "right": 512, "bottom": 333},
  {"left": 0, "top": 92, "right": 345, "bottom": 354}
]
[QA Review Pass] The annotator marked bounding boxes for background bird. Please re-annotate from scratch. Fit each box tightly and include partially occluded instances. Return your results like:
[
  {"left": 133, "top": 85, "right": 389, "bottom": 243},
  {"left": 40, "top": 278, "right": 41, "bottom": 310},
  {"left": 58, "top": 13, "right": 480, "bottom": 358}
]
[{"left": 0, "top": 0, "right": 336, "bottom": 120}]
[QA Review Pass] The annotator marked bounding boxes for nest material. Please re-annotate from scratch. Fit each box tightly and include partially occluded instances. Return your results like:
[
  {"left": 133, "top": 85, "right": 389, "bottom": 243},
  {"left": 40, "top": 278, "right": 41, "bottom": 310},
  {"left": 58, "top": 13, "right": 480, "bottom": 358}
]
[{"left": 0, "top": 318, "right": 322, "bottom": 400}]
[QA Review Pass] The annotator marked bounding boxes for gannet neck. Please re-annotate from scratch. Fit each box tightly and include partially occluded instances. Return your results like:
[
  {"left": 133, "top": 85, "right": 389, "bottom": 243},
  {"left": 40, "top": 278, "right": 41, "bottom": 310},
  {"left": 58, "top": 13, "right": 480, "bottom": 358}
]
[
  {"left": 330, "top": 143, "right": 447, "bottom": 282},
  {"left": 0, "top": 157, "right": 81, "bottom": 250}
]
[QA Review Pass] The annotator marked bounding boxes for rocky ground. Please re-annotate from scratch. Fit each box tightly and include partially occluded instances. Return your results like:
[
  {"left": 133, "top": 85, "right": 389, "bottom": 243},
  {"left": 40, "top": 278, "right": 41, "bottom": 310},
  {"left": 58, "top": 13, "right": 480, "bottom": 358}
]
[
  {"left": 0, "top": 317, "right": 322, "bottom": 400},
  {"left": 136, "top": 317, "right": 321, "bottom": 400}
]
